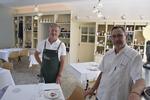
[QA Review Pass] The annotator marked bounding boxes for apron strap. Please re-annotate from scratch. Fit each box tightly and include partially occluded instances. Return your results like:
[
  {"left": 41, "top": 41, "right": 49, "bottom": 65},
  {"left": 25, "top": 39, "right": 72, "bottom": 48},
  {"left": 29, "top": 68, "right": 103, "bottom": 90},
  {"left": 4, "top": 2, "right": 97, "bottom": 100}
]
[
  {"left": 44, "top": 41, "right": 46, "bottom": 49},
  {"left": 57, "top": 42, "right": 62, "bottom": 50}
]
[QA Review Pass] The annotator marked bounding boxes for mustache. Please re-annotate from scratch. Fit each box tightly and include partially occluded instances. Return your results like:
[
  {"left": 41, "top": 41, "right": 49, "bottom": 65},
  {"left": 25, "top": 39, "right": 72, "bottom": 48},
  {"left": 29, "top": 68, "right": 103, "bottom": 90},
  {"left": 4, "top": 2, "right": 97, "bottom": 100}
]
[{"left": 114, "top": 41, "right": 122, "bottom": 44}]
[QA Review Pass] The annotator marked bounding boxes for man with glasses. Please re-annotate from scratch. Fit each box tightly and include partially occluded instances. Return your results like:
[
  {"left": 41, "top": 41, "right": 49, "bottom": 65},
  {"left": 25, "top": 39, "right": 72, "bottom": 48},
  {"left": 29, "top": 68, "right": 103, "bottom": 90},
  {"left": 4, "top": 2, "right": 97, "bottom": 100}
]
[{"left": 85, "top": 26, "right": 145, "bottom": 100}]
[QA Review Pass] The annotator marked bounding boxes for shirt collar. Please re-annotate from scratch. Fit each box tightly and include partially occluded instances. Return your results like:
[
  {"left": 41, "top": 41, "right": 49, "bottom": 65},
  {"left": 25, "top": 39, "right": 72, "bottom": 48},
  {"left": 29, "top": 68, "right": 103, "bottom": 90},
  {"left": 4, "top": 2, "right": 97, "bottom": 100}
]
[
  {"left": 113, "top": 44, "right": 128, "bottom": 55},
  {"left": 46, "top": 38, "right": 60, "bottom": 44}
]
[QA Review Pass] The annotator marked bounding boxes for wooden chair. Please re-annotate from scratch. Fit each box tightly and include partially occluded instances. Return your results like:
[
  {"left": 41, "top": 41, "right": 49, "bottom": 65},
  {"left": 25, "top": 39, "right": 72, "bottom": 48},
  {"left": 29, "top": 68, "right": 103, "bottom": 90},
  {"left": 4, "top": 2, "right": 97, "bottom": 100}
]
[
  {"left": 1, "top": 62, "right": 13, "bottom": 70},
  {"left": 67, "top": 86, "right": 85, "bottom": 100},
  {"left": 0, "top": 60, "right": 3, "bottom": 66},
  {"left": 0, "top": 59, "right": 6, "bottom": 67},
  {"left": 20, "top": 49, "right": 29, "bottom": 57},
  {"left": 18, "top": 49, "right": 29, "bottom": 61},
  {"left": 8, "top": 51, "right": 20, "bottom": 62}
]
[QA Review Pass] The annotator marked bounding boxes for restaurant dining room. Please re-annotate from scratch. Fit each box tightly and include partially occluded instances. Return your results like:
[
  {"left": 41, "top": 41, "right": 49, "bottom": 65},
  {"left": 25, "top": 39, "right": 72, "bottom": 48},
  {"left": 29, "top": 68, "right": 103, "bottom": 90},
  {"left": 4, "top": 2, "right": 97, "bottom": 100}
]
[{"left": 1, "top": 0, "right": 150, "bottom": 100}]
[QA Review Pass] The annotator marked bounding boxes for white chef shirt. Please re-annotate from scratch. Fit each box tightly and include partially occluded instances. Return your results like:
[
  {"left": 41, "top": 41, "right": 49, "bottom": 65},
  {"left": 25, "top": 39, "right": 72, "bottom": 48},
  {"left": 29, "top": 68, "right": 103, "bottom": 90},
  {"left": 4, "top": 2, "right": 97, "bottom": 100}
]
[
  {"left": 97, "top": 45, "right": 143, "bottom": 100},
  {"left": 36, "top": 39, "right": 66, "bottom": 61}
]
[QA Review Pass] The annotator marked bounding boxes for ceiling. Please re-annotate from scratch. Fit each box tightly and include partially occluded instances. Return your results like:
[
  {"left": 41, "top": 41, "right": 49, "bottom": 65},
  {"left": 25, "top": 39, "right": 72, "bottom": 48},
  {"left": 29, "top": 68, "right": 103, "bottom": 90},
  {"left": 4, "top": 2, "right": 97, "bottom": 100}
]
[{"left": 1, "top": 0, "right": 150, "bottom": 20}]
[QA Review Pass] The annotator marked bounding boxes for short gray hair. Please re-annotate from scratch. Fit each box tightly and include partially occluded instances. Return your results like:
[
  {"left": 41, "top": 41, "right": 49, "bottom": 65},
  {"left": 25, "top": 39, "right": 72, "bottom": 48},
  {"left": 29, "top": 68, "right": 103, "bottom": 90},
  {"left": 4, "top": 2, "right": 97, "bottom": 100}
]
[{"left": 49, "top": 23, "right": 60, "bottom": 29}]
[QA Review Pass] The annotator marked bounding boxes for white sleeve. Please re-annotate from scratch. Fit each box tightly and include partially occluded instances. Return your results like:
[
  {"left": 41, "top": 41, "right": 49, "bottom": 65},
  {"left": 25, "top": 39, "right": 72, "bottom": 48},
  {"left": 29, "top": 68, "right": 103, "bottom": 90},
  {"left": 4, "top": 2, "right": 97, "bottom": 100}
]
[
  {"left": 130, "top": 54, "right": 143, "bottom": 82},
  {"left": 60, "top": 42, "right": 66, "bottom": 56},
  {"left": 99, "top": 56, "right": 105, "bottom": 72}
]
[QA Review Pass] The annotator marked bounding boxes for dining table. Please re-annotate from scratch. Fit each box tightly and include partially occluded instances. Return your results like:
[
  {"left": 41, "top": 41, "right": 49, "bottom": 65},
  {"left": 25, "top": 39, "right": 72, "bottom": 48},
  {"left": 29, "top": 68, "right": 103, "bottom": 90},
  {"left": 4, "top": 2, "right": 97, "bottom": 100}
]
[
  {"left": 1, "top": 83, "right": 65, "bottom": 100},
  {"left": 0, "top": 67, "right": 15, "bottom": 90},
  {"left": 0, "top": 67, "right": 15, "bottom": 99},
  {"left": 70, "top": 62, "right": 101, "bottom": 89},
  {"left": 29, "top": 54, "right": 42, "bottom": 67},
  {"left": 0, "top": 48, "right": 24, "bottom": 62}
]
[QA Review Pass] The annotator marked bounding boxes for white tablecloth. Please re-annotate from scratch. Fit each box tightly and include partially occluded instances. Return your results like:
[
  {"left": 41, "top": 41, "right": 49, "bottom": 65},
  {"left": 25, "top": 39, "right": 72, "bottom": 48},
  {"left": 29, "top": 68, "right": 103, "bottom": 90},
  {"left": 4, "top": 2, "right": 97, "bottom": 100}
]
[
  {"left": 1, "top": 83, "right": 65, "bottom": 100},
  {"left": 29, "top": 54, "right": 42, "bottom": 67},
  {"left": 0, "top": 48, "right": 23, "bottom": 61},
  {"left": 70, "top": 62, "right": 101, "bottom": 84},
  {"left": 0, "top": 68, "right": 15, "bottom": 90}
]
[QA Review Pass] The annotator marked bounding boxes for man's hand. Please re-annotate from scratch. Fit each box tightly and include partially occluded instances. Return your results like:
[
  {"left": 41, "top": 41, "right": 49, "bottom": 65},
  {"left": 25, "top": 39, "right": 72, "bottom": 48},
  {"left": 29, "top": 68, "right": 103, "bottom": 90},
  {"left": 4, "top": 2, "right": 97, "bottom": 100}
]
[
  {"left": 84, "top": 88, "right": 95, "bottom": 98},
  {"left": 56, "top": 75, "right": 61, "bottom": 84},
  {"left": 128, "top": 92, "right": 141, "bottom": 100}
]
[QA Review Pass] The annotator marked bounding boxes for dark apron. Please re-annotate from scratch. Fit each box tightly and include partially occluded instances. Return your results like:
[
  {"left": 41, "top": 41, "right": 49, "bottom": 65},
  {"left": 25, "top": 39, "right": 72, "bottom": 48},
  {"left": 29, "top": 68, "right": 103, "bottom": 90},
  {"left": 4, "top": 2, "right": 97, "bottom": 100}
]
[{"left": 41, "top": 41, "right": 62, "bottom": 83}]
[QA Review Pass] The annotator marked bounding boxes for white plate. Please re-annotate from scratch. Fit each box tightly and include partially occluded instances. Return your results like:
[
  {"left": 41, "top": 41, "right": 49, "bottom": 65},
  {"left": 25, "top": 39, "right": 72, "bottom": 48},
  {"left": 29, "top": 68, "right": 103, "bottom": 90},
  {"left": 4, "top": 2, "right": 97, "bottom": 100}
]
[{"left": 44, "top": 90, "right": 59, "bottom": 99}]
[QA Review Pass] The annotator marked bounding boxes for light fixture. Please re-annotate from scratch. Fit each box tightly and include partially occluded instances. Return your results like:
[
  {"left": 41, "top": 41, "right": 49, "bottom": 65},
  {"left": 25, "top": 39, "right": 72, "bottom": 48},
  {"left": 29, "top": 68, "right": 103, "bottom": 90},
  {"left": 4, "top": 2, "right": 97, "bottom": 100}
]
[
  {"left": 33, "top": 4, "right": 43, "bottom": 20},
  {"left": 74, "top": 16, "right": 80, "bottom": 20},
  {"left": 139, "top": 15, "right": 144, "bottom": 20},
  {"left": 38, "top": 13, "right": 43, "bottom": 17},
  {"left": 93, "top": 0, "right": 104, "bottom": 18},
  {"left": 97, "top": 11, "right": 103, "bottom": 18},
  {"left": 34, "top": 15, "right": 38, "bottom": 20},
  {"left": 34, "top": 5, "right": 39, "bottom": 12},
  {"left": 121, "top": 14, "right": 126, "bottom": 20}
]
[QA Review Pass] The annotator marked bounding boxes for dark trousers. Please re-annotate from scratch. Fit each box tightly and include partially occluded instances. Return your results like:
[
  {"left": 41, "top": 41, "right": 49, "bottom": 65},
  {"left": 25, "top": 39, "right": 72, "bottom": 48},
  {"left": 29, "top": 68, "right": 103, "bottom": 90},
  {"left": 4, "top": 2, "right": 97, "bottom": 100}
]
[{"left": 96, "top": 97, "right": 98, "bottom": 100}]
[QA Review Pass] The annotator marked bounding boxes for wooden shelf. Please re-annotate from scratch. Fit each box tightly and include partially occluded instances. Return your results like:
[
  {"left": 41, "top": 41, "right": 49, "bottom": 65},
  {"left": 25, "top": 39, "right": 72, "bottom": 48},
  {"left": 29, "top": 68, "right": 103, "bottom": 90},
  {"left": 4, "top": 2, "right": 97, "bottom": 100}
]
[{"left": 95, "top": 22, "right": 147, "bottom": 60}]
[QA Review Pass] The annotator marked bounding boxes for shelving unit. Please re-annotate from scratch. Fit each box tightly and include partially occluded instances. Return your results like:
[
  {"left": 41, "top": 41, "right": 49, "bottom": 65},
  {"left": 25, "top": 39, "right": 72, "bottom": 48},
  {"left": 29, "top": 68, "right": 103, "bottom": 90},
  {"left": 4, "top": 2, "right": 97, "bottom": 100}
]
[
  {"left": 39, "top": 15, "right": 54, "bottom": 23},
  {"left": 32, "top": 16, "right": 38, "bottom": 48},
  {"left": 95, "top": 24, "right": 106, "bottom": 55},
  {"left": 56, "top": 14, "right": 71, "bottom": 52},
  {"left": 95, "top": 22, "right": 147, "bottom": 61},
  {"left": 133, "top": 29, "right": 145, "bottom": 58},
  {"left": 126, "top": 25, "right": 135, "bottom": 47},
  {"left": 23, "top": 16, "right": 32, "bottom": 48},
  {"left": 13, "top": 17, "right": 19, "bottom": 47},
  {"left": 14, "top": 12, "right": 71, "bottom": 50},
  {"left": 13, "top": 16, "right": 24, "bottom": 47}
]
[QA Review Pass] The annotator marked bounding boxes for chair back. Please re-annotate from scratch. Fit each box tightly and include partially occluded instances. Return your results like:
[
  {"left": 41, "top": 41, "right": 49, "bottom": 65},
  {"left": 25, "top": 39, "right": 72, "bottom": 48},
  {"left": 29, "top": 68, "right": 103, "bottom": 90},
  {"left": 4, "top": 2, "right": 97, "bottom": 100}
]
[
  {"left": 2, "top": 62, "right": 13, "bottom": 70},
  {"left": 20, "top": 49, "right": 28, "bottom": 57},
  {"left": 8, "top": 51, "right": 19, "bottom": 62},
  {"left": 67, "top": 86, "right": 85, "bottom": 100}
]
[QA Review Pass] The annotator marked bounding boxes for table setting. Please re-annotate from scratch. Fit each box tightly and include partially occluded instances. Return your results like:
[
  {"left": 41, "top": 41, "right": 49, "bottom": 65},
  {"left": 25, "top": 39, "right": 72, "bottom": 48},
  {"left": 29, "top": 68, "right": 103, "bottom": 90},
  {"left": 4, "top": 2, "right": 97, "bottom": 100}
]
[{"left": 1, "top": 83, "right": 65, "bottom": 100}]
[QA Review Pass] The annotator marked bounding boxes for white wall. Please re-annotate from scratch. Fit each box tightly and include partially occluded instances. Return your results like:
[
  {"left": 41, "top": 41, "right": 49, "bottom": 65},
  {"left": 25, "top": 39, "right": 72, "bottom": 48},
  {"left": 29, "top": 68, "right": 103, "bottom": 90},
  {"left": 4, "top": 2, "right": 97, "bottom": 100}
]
[
  {"left": 70, "top": 21, "right": 80, "bottom": 63},
  {"left": 0, "top": 5, "right": 14, "bottom": 48}
]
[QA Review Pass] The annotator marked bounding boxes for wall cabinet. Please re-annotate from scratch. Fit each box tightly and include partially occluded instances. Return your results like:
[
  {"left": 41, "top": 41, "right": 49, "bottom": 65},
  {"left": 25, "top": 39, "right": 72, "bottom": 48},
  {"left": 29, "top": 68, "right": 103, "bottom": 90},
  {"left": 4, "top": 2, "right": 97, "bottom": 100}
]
[
  {"left": 95, "top": 22, "right": 147, "bottom": 61},
  {"left": 23, "top": 16, "right": 32, "bottom": 48},
  {"left": 32, "top": 16, "right": 38, "bottom": 48},
  {"left": 14, "top": 13, "right": 71, "bottom": 50},
  {"left": 14, "top": 15, "right": 38, "bottom": 48}
]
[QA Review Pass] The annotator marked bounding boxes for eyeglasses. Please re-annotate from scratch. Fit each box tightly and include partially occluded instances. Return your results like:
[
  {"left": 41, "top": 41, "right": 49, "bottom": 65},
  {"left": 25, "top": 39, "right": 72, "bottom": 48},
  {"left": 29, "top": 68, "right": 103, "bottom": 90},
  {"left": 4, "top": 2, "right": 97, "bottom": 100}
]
[{"left": 111, "top": 34, "right": 123, "bottom": 39}]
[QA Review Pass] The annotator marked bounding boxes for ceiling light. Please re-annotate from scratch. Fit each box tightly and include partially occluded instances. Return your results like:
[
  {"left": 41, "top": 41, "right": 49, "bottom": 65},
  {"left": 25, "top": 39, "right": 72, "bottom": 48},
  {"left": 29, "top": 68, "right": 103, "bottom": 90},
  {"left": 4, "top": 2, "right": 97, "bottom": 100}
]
[
  {"left": 98, "top": 2, "right": 103, "bottom": 8},
  {"left": 34, "top": 15, "right": 38, "bottom": 20},
  {"left": 97, "top": 11, "right": 103, "bottom": 18},
  {"left": 139, "top": 15, "right": 144, "bottom": 20},
  {"left": 121, "top": 14, "right": 126, "bottom": 20},
  {"left": 93, "top": 0, "right": 104, "bottom": 18},
  {"left": 93, "top": 6, "right": 98, "bottom": 13},
  {"left": 38, "top": 13, "right": 43, "bottom": 17},
  {"left": 34, "top": 5, "right": 39, "bottom": 12}
]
